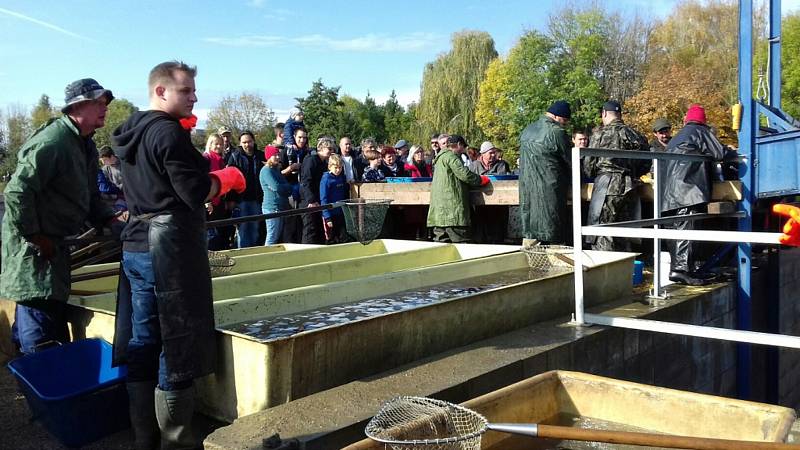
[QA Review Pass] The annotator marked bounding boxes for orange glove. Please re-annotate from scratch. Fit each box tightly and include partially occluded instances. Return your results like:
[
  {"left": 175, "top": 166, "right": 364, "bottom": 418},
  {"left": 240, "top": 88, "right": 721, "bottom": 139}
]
[
  {"left": 773, "top": 204, "right": 800, "bottom": 246},
  {"left": 209, "top": 167, "right": 246, "bottom": 196},
  {"left": 480, "top": 175, "right": 490, "bottom": 186}
]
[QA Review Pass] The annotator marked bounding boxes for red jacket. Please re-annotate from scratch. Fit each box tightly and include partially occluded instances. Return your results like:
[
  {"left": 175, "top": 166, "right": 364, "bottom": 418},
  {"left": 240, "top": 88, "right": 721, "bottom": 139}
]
[{"left": 404, "top": 162, "right": 432, "bottom": 178}]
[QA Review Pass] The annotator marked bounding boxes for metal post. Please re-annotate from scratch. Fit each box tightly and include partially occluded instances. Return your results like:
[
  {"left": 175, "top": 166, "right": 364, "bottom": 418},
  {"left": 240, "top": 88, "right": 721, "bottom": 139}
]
[
  {"left": 737, "top": 0, "right": 755, "bottom": 400},
  {"left": 769, "top": 0, "right": 782, "bottom": 108},
  {"left": 651, "top": 158, "right": 663, "bottom": 299},
  {"left": 572, "top": 146, "right": 585, "bottom": 325}
]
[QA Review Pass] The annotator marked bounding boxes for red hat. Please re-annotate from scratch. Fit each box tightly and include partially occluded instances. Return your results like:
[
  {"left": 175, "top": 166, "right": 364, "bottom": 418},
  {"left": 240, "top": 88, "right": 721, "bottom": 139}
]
[
  {"left": 264, "top": 145, "right": 280, "bottom": 160},
  {"left": 684, "top": 104, "right": 707, "bottom": 125}
]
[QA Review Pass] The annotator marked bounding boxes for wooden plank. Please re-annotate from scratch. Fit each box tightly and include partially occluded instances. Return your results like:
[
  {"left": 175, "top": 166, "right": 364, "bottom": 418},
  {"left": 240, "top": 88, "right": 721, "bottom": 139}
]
[{"left": 351, "top": 180, "right": 743, "bottom": 206}]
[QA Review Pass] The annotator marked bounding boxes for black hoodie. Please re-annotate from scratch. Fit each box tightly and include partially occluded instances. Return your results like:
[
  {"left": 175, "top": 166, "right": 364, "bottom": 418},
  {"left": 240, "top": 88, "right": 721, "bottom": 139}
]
[{"left": 112, "top": 110, "right": 211, "bottom": 251}]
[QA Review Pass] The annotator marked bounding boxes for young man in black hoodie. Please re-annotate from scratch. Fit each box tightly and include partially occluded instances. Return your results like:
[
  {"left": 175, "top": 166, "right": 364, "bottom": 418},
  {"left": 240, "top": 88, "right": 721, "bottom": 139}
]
[{"left": 112, "top": 61, "right": 245, "bottom": 450}]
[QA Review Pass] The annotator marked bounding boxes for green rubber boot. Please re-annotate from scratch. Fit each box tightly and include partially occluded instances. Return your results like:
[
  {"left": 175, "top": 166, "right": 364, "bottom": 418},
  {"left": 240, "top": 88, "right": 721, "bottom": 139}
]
[
  {"left": 126, "top": 381, "right": 160, "bottom": 450},
  {"left": 154, "top": 386, "right": 199, "bottom": 450}
]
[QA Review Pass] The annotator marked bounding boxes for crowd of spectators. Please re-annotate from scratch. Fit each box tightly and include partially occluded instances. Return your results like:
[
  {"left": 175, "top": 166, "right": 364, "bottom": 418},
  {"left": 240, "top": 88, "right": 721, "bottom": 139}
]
[{"left": 189, "top": 108, "right": 514, "bottom": 247}]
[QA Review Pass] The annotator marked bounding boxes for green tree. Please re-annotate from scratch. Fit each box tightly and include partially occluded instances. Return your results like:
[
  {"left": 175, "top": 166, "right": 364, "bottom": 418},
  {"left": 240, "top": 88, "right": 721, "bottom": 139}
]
[
  {"left": 383, "top": 90, "right": 413, "bottom": 144},
  {"left": 207, "top": 92, "right": 276, "bottom": 145},
  {"left": 476, "top": 31, "right": 554, "bottom": 160},
  {"left": 357, "top": 93, "right": 385, "bottom": 143},
  {"left": 415, "top": 30, "right": 498, "bottom": 145},
  {"left": 30, "top": 94, "right": 57, "bottom": 130},
  {"left": 0, "top": 105, "right": 32, "bottom": 178},
  {"left": 781, "top": 12, "right": 800, "bottom": 118},
  {"left": 295, "top": 80, "right": 343, "bottom": 143},
  {"left": 336, "top": 95, "right": 365, "bottom": 143},
  {"left": 93, "top": 98, "right": 138, "bottom": 150}
]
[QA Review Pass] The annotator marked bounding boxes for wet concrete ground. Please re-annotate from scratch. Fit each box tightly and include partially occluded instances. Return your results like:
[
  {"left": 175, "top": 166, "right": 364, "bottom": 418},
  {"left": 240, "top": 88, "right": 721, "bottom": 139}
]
[{"left": 0, "top": 362, "right": 224, "bottom": 449}]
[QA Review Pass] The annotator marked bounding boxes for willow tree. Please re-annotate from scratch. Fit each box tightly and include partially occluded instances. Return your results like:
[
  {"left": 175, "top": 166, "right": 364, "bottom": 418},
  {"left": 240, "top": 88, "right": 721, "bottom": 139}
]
[{"left": 414, "top": 30, "right": 497, "bottom": 145}]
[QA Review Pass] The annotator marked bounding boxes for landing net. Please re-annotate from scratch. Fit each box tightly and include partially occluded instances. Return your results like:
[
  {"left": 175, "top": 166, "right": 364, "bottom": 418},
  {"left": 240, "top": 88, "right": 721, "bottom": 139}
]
[
  {"left": 341, "top": 198, "right": 393, "bottom": 245},
  {"left": 365, "top": 396, "right": 488, "bottom": 450}
]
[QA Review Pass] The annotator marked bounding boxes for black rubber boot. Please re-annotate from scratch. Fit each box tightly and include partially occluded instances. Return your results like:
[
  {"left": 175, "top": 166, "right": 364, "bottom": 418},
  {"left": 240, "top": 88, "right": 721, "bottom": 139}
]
[
  {"left": 154, "top": 386, "right": 200, "bottom": 450},
  {"left": 669, "top": 270, "right": 710, "bottom": 286},
  {"left": 126, "top": 381, "right": 160, "bottom": 450}
]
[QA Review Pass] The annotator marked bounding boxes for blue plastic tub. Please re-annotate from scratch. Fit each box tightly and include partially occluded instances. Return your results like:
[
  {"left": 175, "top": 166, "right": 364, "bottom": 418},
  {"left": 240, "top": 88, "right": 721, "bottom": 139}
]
[
  {"left": 487, "top": 174, "right": 518, "bottom": 181},
  {"left": 7, "top": 338, "right": 129, "bottom": 447},
  {"left": 633, "top": 260, "right": 644, "bottom": 285},
  {"left": 386, "top": 177, "right": 432, "bottom": 183}
]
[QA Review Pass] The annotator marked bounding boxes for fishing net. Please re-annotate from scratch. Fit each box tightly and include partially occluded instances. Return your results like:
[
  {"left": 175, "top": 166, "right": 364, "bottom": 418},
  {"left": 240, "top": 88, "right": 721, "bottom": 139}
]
[
  {"left": 208, "top": 251, "right": 236, "bottom": 277},
  {"left": 521, "top": 245, "right": 574, "bottom": 272},
  {"left": 341, "top": 198, "right": 393, "bottom": 245},
  {"left": 365, "top": 396, "right": 488, "bottom": 450}
]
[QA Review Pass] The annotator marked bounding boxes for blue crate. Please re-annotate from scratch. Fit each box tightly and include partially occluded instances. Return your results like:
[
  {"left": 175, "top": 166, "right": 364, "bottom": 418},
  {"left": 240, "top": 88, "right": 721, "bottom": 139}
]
[
  {"left": 7, "top": 338, "right": 129, "bottom": 448},
  {"left": 487, "top": 174, "right": 518, "bottom": 181},
  {"left": 386, "top": 177, "right": 432, "bottom": 183}
]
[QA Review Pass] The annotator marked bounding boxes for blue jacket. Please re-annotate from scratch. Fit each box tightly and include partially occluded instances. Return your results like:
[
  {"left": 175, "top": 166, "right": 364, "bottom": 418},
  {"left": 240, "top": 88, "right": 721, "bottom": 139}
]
[
  {"left": 282, "top": 118, "right": 305, "bottom": 148},
  {"left": 320, "top": 171, "right": 348, "bottom": 218},
  {"left": 260, "top": 165, "right": 292, "bottom": 212}
]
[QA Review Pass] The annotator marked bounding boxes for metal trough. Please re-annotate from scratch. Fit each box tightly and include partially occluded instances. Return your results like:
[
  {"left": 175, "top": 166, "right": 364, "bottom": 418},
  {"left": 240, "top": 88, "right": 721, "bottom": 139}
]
[{"left": 17, "top": 242, "right": 635, "bottom": 422}]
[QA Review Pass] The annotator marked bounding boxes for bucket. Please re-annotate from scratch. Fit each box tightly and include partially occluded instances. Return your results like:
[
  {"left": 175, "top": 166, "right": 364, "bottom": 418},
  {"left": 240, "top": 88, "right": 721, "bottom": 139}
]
[
  {"left": 632, "top": 260, "right": 644, "bottom": 285},
  {"left": 7, "top": 338, "right": 129, "bottom": 447}
]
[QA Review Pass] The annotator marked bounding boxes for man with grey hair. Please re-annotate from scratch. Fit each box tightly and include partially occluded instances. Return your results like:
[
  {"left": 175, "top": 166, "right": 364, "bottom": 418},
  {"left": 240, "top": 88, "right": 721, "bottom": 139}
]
[
  {"left": 300, "top": 136, "right": 335, "bottom": 244},
  {"left": 2, "top": 78, "right": 124, "bottom": 356}
]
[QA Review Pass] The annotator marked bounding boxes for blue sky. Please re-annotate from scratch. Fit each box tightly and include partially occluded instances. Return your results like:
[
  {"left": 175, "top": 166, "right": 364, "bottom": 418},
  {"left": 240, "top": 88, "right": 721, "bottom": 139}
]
[{"left": 0, "top": 0, "right": 797, "bottom": 124}]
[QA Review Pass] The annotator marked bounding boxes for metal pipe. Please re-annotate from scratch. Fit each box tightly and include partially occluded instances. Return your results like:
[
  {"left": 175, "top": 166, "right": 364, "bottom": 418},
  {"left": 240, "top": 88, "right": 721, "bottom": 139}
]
[
  {"left": 572, "top": 146, "right": 585, "bottom": 325},
  {"left": 652, "top": 158, "right": 662, "bottom": 298},
  {"left": 582, "top": 226, "right": 781, "bottom": 244},
  {"left": 737, "top": 0, "right": 755, "bottom": 400},
  {"left": 595, "top": 212, "right": 744, "bottom": 228},
  {"left": 579, "top": 147, "right": 712, "bottom": 162},
  {"left": 585, "top": 313, "right": 800, "bottom": 350}
]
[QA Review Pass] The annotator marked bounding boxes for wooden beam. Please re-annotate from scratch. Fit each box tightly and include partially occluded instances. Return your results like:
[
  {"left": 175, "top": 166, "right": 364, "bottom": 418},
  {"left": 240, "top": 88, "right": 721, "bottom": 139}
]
[{"left": 351, "top": 180, "right": 743, "bottom": 206}]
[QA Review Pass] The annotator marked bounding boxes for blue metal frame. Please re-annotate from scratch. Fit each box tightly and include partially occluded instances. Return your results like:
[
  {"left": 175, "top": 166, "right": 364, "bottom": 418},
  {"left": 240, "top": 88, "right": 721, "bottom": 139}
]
[{"left": 737, "top": 0, "right": 755, "bottom": 400}]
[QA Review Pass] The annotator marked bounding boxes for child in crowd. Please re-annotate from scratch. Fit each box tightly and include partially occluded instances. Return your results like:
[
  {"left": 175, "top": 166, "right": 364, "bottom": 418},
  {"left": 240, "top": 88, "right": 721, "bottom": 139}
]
[
  {"left": 320, "top": 154, "right": 349, "bottom": 243},
  {"left": 361, "top": 148, "right": 386, "bottom": 182},
  {"left": 282, "top": 108, "right": 305, "bottom": 149},
  {"left": 261, "top": 145, "right": 293, "bottom": 245}
]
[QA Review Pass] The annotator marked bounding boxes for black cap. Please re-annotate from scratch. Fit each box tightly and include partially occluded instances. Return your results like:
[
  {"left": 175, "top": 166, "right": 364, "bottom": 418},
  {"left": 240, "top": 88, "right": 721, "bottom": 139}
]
[
  {"left": 547, "top": 100, "right": 571, "bottom": 119},
  {"left": 651, "top": 117, "right": 671, "bottom": 132},
  {"left": 602, "top": 100, "right": 621, "bottom": 113},
  {"left": 446, "top": 134, "right": 466, "bottom": 147},
  {"left": 61, "top": 78, "right": 114, "bottom": 113}
]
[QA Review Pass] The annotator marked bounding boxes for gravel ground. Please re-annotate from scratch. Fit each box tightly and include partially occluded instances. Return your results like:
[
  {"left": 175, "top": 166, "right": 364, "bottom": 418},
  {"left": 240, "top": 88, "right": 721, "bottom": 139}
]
[{"left": 0, "top": 361, "right": 224, "bottom": 449}]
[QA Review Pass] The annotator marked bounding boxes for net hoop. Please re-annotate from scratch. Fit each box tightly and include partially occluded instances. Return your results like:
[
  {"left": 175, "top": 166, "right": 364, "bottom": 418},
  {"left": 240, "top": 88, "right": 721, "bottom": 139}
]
[
  {"left": 341, "top": 198, "right": 393, "bottom": 245},
  {"left": 521, "top": 245, "right": 574, "bottom": 272},
  {"left": 365, "top": 396, "right": 489, "bottom": 448}
]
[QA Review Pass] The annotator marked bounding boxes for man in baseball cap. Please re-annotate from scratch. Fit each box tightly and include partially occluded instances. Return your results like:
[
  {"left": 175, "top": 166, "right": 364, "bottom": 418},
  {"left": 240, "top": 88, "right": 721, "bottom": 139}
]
[{"left": 2, "top": 77, "right": 124, "bottom": 356}]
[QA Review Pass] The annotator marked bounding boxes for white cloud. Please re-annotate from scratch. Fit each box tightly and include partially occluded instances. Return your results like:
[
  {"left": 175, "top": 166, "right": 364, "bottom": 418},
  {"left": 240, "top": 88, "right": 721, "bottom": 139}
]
[
  {"left": 0, "top": 7, "right": 94, "bottom": 42},
  {"left": 203, "top": 32, "right": 441, "bottom": 53},
  {"left": 246, "top": 0, "right": 266, "bottom": 7}
]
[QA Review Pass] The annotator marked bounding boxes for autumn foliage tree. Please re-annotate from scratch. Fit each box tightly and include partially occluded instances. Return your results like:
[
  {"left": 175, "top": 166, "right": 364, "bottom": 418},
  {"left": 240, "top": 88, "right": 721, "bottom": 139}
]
[
  {"left": 625, "top": 65, "right": 732, "bottom": 141},
  {"left": 207, "top": 92, "right": 276, "bottom": 144}
]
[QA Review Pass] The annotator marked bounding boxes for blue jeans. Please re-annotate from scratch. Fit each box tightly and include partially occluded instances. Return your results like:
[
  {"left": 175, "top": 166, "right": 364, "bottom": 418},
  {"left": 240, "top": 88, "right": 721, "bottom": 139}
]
[
  {"left": 12, "top": 300, "right": 69, "bottom": 355},
  {"left": 236, "top": 200, "right": 262, "bottom": 248},
  {"left": 263, "top": 207, "right": 284, "bottom": 245},
  {"left": 122, "top": 251, "right": 188, "bottom": 391}
]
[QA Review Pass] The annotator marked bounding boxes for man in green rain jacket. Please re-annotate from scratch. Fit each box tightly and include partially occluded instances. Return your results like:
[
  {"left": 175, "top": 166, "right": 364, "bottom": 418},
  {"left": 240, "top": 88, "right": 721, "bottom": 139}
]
[
  {"left": 519, "top": 100, "right": 572, "bottom": 246},
  {"left": 1, "top": 78, "right": 121, "bottom": 354},
  {"left": 427, "top": 135, "right": 489, "bottom": 243}
]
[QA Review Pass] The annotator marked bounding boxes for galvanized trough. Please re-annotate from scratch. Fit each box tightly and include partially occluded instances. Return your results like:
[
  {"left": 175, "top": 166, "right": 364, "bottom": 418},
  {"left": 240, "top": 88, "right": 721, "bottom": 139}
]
[{"left": 51, "top": 241, "right": 633, "bottom": 422}]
